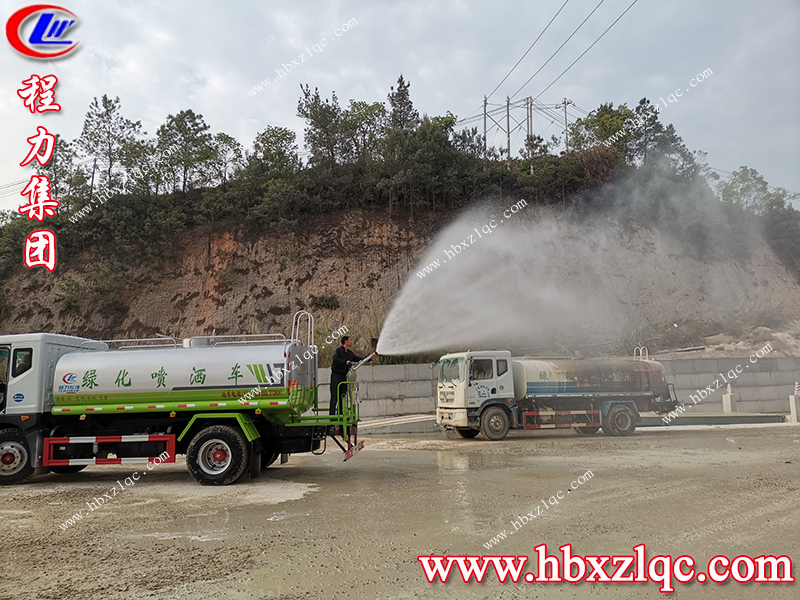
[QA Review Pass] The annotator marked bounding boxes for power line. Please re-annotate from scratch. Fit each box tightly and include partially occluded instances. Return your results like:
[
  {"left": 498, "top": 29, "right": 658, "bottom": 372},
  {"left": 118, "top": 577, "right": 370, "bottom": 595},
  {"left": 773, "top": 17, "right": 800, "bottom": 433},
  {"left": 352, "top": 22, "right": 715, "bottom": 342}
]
[
  {"left": 572, "top": 104, "right": 590, "bottom": 115},
  {"left": 485, "top": 0, "right": 571, "bottom": 102},
  {"left": 534, "top": 0, "right": 640, "bottom": 99},
  {"left": 511, "top": 0, "right": 607, "bottom": 99},
  {"left": 0, "top": 179, "right": 28, "bottom": 191}
]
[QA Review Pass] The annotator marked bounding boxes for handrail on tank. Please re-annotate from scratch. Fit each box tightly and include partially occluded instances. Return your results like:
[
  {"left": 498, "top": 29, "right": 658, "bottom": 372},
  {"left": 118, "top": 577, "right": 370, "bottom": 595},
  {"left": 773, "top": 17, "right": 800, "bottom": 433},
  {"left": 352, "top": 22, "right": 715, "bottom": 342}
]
[
  {"left": 291, "top": 310, "right": 315, "bottom": 347},
  {"left": 633, "top": 346, "right": 649, "bottom": 361},
  {"left": 205, "top": 333, "right": 287, "bottom": 347},
  {"left": 80, "top": 337, "right": 180, "bottom": 351}
]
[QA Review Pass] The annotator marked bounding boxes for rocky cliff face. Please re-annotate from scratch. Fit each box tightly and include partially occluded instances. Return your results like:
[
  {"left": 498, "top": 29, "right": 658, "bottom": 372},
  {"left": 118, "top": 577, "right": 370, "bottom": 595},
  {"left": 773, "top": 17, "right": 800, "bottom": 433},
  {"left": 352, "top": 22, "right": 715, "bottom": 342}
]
[
  {"left": 3, "top": 206, "right": 799, "bottom": 358},
  {"left": 1, "top": 210, "right": 437, "bottom": 341}
]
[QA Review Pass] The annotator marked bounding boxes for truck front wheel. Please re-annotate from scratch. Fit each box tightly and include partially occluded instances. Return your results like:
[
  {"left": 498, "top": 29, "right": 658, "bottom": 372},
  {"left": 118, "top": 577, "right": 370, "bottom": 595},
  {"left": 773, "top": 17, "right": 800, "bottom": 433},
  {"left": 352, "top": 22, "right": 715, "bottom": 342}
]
[
  {"left": 187, "top": 425, "right": 250, "bottom": 485},
  {"left": 0, "top": 428, "right": 34, "bottom": 485},
  {"left": 480, "top": 407, "right": 510, "bottom": 441},
  {"left": 602, "top": 405, "right": 637, "bottom": 436},
  {"left": 455, "top": 428, "right": 480, "bottom": 439}
]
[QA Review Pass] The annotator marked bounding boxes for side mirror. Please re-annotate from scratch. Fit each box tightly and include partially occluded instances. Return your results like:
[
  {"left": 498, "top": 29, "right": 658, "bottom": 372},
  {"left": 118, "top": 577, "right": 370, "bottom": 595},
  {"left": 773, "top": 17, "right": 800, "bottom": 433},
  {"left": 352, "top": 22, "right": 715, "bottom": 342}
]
[{"left": 467, "top": 358, "right": 474, "bottom": 386}]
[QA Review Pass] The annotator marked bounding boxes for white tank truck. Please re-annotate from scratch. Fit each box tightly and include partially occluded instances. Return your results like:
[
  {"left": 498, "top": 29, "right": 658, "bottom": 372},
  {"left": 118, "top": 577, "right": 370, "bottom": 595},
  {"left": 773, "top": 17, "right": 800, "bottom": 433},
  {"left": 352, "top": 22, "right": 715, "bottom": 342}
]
[
  {"left": 435, "top": 350, "right": 680, "bottom": 440},
  {"left": 0, "top": 312, "right": 365, "bottom": 485}
]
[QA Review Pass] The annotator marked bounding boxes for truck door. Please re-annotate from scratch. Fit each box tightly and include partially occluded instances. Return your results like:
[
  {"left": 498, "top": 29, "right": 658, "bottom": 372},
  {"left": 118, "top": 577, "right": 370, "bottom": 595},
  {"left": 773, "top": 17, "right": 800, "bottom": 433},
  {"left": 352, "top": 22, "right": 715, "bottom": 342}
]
[
  {"left": 495, "top": 358, "right": 514, "bottom": 399},
  {"left": 5, "top": 347, "right": 34, "bottom": 414},
  {"left": 466, "top": 357, "right": 497, "bottom": 407},
  {"left": 0, "top": 346, "right": 9, "bottom": 412}
]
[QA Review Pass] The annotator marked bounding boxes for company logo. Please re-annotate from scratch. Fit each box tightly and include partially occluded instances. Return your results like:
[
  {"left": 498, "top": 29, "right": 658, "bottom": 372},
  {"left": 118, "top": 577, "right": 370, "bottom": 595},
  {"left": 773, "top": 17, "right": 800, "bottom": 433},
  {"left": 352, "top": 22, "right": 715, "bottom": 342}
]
[
  {"left": 58, "top": 384, "right": 79, "bottom": 393},
  {"left": 12, "top": 393, "right": 25, "bottom": 402},
  {"left": 6, "top": 5, "right": 79, "bottom": 59},
  {"left": 62, "top": 372, "right": 77, "bottom": 384}
]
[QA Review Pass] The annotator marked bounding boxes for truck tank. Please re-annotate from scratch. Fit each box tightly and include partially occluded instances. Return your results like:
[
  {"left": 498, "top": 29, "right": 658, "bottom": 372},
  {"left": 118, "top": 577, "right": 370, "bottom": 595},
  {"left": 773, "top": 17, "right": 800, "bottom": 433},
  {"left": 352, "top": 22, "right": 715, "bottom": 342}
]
[
  {"left": 510, "top": 358, "right": 669, "bottom": 402},
  {"left": 52, "top": 338, "right": 316, "bottom": 410}
]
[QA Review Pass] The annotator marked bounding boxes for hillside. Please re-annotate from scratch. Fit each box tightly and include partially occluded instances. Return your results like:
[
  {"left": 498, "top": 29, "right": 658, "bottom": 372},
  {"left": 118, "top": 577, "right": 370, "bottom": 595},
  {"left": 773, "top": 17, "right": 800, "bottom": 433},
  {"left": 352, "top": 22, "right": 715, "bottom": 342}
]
[
  {"left": 2, "top": 85, "right": 799, "bottom": 360},
  {"left": 3, "top": 201, "right": 800, "bottom": 361}
]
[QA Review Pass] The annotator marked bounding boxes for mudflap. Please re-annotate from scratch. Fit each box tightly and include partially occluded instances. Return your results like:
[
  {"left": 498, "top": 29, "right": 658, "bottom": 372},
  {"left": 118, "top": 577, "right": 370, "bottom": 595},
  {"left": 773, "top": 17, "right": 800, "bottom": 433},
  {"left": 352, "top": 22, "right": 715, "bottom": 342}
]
[
  {"left": 343, "top": 440, "right": 365, "bottom": 462},
  {"left": 249, "top": 441, "right": 261, "bottom": 480},
  {"left": 329, "top": 422, "right": 365, "bottom": 462}
]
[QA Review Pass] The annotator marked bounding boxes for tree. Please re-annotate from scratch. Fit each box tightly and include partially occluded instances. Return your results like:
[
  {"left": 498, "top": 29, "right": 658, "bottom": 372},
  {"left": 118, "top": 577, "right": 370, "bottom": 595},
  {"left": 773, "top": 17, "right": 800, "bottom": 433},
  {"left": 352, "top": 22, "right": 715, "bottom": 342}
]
[
  {"left": 252, "top": 126, "right": 299, "bottom": 174},
  {"left": 453, "top": 127, "right": 484, "bottom": 159},
  {"left": 34, "top": 133, "right": 76, "bottom": 206},
  {"left": 387, "top": 75, "right": 419, "bottom": 130},
  {"left": 297, "top": 85, "right": 351, "bottom": 167},
  {"left": 77, "top": 95, "right": 142, "bottom": 191},
  {"left": 567, "top": 102, "right": 633, "bottom": 153},
  {"left": 340, "top": 100, "right": 388, "bottom": 163},
  {"left": 156, "top": 109, "right": 214, "bottom": 192},
  {"left": 208, "top": 133, "right": 244, "bottom": 185},
  {"left": 716, "top": 166, "right": 795, "bottom": 214}
]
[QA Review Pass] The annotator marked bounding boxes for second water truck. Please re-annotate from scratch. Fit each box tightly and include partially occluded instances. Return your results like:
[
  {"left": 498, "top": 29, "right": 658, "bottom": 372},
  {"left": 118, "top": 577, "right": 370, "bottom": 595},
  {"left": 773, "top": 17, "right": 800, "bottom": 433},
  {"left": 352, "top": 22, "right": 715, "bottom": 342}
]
[{"left": 435, "top": 350, "right": 679, "bottom": 440}]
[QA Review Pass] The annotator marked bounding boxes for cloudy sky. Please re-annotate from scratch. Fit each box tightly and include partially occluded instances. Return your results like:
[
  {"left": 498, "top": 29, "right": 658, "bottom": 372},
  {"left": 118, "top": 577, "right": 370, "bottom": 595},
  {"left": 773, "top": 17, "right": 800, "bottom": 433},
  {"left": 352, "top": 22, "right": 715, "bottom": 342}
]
[{"left": 1, "top": 0, "right": 798, "bottom": 211}]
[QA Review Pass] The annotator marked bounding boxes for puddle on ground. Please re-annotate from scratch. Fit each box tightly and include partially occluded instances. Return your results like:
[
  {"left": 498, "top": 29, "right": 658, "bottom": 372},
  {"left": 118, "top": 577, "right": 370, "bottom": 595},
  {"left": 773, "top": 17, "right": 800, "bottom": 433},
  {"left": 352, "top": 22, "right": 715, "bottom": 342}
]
[
  {"left": 265, "top": 510, "right": 312, "bottom": 521},
  {"left": 137, "top": 530, "right": 231, "bottom": 542}
]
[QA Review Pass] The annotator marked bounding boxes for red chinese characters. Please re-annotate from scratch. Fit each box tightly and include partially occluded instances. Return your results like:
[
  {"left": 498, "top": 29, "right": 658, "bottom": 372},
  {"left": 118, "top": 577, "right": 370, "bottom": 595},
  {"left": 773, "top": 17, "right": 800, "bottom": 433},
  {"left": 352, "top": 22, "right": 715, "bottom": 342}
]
[
  {"left": 24, "top": 230, "right": 57, "bottom": 271},
  {"left": 19, "top": 176, "right": 58, "bottom": 221},
  {"left": 17, "top": 75, "right": 61, "bottom": 113},
  {"left": 17, "top": 75, "right": 62, "bottom": 271},
  {"left": 20, "top": 126, "right": 56, "bottom": 167}
]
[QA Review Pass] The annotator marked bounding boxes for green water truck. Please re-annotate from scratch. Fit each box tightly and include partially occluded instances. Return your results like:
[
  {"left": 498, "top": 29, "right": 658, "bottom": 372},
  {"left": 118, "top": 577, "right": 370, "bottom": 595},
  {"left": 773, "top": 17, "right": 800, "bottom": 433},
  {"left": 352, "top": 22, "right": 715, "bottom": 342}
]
[{"left": 0, "top": 311, "right": 363, "bottom": 486}]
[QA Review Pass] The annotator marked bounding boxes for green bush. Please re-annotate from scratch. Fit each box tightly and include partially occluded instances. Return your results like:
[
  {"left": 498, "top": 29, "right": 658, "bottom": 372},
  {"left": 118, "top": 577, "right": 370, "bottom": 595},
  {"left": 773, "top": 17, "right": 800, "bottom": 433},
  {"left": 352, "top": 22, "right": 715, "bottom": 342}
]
[
  {"left": 83, "top": 259, "right": 128, "bottom": 308},
  {"left": 54, "top": 275, "right": 82, "bottom": 311},
  {"left": 312, "top": 294, "right": 340, "bottom": 310}
]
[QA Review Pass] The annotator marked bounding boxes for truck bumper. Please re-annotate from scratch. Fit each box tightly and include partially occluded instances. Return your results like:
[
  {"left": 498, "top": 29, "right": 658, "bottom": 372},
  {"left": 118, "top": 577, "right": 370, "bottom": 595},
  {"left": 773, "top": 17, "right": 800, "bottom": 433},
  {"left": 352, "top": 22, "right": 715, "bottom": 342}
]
[{"left": 436, "top": 407, "right": 469, "bottom": 428}]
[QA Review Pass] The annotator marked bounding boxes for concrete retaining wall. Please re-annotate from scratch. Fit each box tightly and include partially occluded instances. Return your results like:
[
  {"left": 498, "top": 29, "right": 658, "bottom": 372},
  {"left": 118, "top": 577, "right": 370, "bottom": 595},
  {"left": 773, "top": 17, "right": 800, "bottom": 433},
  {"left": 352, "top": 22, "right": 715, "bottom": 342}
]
[
  {"left": 663, "top": 356, "right": 798, "bottom": 414},
  {"left": 319, "top": 365, "right": 437, "bottom": 418},
  {"left": 319, "top": 356, "right": 800, "bottom": 418}
]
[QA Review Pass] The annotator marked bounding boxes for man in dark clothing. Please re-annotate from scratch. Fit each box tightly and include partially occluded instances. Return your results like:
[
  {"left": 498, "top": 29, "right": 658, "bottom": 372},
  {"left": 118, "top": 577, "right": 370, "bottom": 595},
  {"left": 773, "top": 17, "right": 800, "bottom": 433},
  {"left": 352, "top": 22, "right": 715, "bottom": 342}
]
[{"left": 330, "top": 336, "right": 376, "bottom": 416}]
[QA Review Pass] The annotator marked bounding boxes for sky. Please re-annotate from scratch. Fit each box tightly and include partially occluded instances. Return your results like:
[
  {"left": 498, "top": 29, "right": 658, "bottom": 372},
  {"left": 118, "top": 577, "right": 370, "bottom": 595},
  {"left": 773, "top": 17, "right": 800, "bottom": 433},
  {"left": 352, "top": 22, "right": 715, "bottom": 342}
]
[{"left": 1, "top": 0, "right": 798, "bottom": 212}]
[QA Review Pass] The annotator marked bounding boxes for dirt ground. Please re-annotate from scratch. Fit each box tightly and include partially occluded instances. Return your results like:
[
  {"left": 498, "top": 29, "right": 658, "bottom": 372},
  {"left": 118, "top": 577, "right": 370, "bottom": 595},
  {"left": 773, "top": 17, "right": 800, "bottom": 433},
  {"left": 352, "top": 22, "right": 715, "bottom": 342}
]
[{"left": 2, "top": 425, "right": 799, "bottom": 600}]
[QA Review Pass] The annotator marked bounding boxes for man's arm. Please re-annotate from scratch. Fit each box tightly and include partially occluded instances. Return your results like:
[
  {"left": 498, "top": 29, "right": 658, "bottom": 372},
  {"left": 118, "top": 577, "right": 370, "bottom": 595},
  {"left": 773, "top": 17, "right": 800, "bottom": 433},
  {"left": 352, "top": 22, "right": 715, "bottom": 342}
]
[
  {"left": 331, "top": 346, "right": 348, "bottom": 371},
  {"left": 348, "top": 350, "right": 366, "bottom": 363}
]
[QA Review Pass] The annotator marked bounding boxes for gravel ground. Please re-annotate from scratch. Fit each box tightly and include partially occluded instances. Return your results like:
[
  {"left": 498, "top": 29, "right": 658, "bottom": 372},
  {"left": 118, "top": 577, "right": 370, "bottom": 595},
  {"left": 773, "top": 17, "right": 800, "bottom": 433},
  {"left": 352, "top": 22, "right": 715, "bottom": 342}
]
[{"left": 2, "top": 425, "right": 799, "bottom": 600}]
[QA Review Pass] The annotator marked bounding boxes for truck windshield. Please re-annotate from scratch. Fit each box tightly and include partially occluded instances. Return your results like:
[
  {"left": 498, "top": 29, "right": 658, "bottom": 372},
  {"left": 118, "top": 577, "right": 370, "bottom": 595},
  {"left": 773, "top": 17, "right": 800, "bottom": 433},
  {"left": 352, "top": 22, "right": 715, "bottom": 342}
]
[{"left": 438, "top": 358, "right": 463, "bottom": 383}]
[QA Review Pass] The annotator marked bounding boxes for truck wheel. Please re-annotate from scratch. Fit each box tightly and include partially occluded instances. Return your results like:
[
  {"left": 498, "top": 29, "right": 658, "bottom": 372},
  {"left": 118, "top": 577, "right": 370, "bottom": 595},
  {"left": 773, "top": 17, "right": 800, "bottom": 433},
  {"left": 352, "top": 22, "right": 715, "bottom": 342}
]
[
  {"left": 480, "top": 407, "right": 510, "bottom": 441},
  {"left": 0, "top": 428, "right": 34, "bottom": 485},
  {"left": 187, "top": 425, "right": 250, "bottom": 485},
  {"left": 602, "top": 405, "right": 637, "bottom": 436},
  {"left": 455, "top": 428, "right": 480, "bottom": 439},
  {"left": 573, "top": 426, "right": 600, "bottom": 435},
  {"left": 50, "top": 465, "right": 87, "bottom": 474},
  {"left": 261, "top": 452, "right": 279, "bottom": 469}
]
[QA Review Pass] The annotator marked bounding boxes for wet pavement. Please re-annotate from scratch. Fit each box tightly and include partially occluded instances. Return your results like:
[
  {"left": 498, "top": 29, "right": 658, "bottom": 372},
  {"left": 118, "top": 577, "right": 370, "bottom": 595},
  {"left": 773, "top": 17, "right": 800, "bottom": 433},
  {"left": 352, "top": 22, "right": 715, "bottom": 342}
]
[{"left": 3, "top": 425, "right": 799, "bottom": 599}]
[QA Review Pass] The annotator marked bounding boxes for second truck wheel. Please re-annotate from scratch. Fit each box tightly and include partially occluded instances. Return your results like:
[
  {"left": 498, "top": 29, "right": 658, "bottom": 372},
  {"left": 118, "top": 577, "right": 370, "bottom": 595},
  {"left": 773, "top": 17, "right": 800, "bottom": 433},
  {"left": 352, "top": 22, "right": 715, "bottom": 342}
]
[
  {"left": 480, "top": 407, "right": 510, "bottom": 441},
  {"left": 187, "top": 425, "right": 250, "bottom": 485},
  {"left": 602, "top": 404, "right": 638, "bottom": 436}
]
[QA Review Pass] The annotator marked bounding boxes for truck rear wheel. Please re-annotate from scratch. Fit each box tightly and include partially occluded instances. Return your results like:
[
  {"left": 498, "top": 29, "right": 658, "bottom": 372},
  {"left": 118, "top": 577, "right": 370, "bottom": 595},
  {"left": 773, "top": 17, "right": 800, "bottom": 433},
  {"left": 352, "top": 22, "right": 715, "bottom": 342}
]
[
  {"left": 455, "top": 428, "right": 480, "bottom": 439},
  {"left": 602, "top": 405, "right": 637, "bottom": 436},
  {"left": 573, "top": 426, "right": 600, "bottom": 435},
  {"left": 0, "top": 428, "right": 34, "bottom": 485},
  {"left": 49, "top": 465, "right": 87, "bottom": 474},
  {"left": 187, "top": 425, "right": 250, "bottom": 485},
  {"left": 480, "top": 407, "right": 510, "bottom": 441},
  {"left": 261, "top": 452, "right": 279, "bottom": 469}
]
